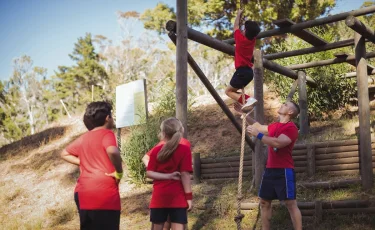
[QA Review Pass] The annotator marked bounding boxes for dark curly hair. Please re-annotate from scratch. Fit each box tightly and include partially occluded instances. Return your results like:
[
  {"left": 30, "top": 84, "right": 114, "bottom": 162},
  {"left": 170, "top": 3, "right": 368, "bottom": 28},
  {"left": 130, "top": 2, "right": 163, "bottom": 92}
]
[
  {"left": 245, "top": 20, "right": 261, "bottom": 40},
  {"left": 83, "top": 101, "right": 113, "bottom": 131}
]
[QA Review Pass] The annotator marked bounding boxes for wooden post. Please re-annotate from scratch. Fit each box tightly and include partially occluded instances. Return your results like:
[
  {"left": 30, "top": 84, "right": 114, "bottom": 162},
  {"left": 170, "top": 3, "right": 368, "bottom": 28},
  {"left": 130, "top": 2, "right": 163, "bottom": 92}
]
[
  {"left": 315, "top": 200, "right": 323, "bottom": 224},
  {"left": 193, "top": 153, "right": 201, "bottom": 184},
  {"left": 354, "top": 32, "right": 374, "bottom": 190},
  {"left": 117, "top": 128, "right": 122, "bottom": 152},
  {"left": 307, "top": 144, "right": 316, "bottom": 177},
  {"left": 298, "top": 70, "right": 309, "bottom": 136},
  {"left": 253, "top": 50, "right": 266, "bottom": 189},
  {"left": 176, "top": 0, "right": 188, "bottom": 137}
]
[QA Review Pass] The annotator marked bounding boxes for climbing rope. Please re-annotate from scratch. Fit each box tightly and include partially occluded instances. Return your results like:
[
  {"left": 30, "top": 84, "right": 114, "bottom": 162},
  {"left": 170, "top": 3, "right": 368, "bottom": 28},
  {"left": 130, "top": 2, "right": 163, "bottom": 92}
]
[{"left": 234, "top": 88, "right": 247, "bottom": 230}]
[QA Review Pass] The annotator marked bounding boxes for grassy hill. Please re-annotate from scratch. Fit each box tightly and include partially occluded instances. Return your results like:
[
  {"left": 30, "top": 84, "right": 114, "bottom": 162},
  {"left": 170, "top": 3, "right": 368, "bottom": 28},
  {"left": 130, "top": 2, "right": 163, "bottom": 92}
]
[{"left": 1, "top": 87, "right": 375, "bottom": 229}]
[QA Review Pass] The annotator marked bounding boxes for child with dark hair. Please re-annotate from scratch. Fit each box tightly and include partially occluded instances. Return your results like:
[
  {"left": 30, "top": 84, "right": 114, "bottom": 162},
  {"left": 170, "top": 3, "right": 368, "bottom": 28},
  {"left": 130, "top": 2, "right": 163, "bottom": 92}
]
[
  {"left": 147, "top": 118, "right": 193, "bottom": 230},
  {"left": 61, "top": 101, "right": 123, "bottom": 230},
  {"left": 225, "top": 9, "right": 261, "bottom": 111}
]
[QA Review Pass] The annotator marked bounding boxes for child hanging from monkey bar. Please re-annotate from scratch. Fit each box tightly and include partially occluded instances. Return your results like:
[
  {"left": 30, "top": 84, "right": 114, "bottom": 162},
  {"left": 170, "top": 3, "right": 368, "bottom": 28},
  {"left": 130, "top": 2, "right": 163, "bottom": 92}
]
[{"left": 225, "top": 9, "right": 261, "bottom": 112}]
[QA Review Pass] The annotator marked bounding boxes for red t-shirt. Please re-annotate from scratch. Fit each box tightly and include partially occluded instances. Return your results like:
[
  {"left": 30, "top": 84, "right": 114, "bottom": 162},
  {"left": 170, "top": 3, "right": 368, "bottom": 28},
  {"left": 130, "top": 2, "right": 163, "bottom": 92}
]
[
  {"left": 266, "top": 122, "right": 298, "bottom": 168},
  {"left": 234, "top": 29, "right": 256, "bottom": 69},
  {"left": 147, "top": 140, "right": 193, "bottom": 208},
  {"left": 66, "top": 129, "right": 120, "bottom": 210},
  {"left": 145, "top": 138, "right": 191, "bottom": 156}
]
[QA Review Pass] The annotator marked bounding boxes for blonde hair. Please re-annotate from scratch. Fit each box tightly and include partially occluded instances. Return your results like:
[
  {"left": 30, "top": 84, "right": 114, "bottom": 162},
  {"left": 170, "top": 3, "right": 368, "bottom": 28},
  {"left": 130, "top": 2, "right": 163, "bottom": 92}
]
[{"left": 157, "top": 117, "right": 183, "bottom": 162}]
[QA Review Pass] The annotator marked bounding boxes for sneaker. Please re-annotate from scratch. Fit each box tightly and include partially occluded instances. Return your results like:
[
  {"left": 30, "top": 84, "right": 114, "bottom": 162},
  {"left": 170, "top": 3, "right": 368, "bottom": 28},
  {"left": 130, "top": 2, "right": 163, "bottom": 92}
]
[{"left": 241, "top": 97, "right": 257, "bottom": 112}]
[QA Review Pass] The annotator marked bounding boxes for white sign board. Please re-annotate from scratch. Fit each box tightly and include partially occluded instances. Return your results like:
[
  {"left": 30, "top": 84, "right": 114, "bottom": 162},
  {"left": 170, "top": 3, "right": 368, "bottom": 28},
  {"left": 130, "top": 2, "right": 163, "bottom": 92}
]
[{"left": 116, "top": 79, "right": 147, "bottom": 128}]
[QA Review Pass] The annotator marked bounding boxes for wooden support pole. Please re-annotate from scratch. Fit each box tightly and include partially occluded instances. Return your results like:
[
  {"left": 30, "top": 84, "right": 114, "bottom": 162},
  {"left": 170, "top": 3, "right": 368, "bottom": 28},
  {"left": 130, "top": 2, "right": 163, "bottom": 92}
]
[
  {"left": 286, "top": 80, "right": 298, "bottom": 101},
  {"left": 176, "top": 0, "right": 188, "bottom": 137},
  {"left": 253, "top": 50, "right": 266, "bottom": 189},
  {"left": 286, "top": 51, "right": 375, "bottom": 70},
  {"left": 307, "top": 144, "right": 316, "bottom": 177},
  {"left": 168, "top": 32, "right": 255, "bottom": 150},
  {"left": 193, "top": 153, "right": 201, "bottom": 184},
  {"left": 224, "top": 5, "right": 375, "bottom": 44},
  {"left": 117, "top": 128, "right": 122, "bottom": 152},
  {"left": 298, "top": 71, "right": 309, "bottom": 135},
  {"left": 355, "top": 32, "right": 374, "bottom": 190},
  {"left": 346, "top": 16, "right": 375, "bottom": 43},
  {"left": 315, "top": 201, "right": 323, "bottom": 224}
]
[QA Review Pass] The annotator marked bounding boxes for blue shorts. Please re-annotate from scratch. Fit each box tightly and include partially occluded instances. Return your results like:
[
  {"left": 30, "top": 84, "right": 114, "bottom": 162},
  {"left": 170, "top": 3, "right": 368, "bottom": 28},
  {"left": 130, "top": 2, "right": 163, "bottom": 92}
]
[{"left": 258, "top": 168, "right": 296, "bottom": 201}]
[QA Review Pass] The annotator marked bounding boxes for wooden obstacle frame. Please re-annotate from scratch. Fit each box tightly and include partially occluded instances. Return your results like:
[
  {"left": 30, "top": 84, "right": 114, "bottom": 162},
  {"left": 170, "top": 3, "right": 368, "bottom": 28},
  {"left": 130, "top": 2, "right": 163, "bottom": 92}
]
[{"left": 172, "top": 3, "right": 375, "bottom": 190}]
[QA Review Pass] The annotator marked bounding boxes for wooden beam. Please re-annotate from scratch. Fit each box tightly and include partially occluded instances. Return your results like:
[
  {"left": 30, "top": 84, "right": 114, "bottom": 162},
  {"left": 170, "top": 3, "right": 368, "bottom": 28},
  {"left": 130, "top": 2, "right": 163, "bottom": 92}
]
[
  {"left": 264, "top": 39, "right": 355, "bottom": 60},
  {"left": 355, "top": 32, "right": 374, "bottom": 190},
  {"left": 346, "top": 15, "right": 375, "bottom": 43},
  {"left": 273, "top": 18, "right": 327, "bottom": 46},
  {"left": 224, "top": 5, "right": 375, "bottom": 44},
  {"left": 253, "top": 50, "right": 266, "bottom": 190},
  {"left": 168, "top": 32, "right": 255, "bottom": 150},
  {"left": 176, "top": 0, "right": 188, "bottom": 137},
  {"left": 166, "top": 20, "right": 235, "bottom": 56},
  {"left": 298, "top": 71, "right": 309, "bottom": 135},
  {"left": 334, "top": 52, "right": 375, "bottom": 73},
  {"left": 286, "top": 80, "right": 298, "bottom": 101},
  {"left": 286, "top": 51, "right": 375, "bottom": 70},
  {"left": 263, "top": 59, "right": 317, "bottom": 87}
]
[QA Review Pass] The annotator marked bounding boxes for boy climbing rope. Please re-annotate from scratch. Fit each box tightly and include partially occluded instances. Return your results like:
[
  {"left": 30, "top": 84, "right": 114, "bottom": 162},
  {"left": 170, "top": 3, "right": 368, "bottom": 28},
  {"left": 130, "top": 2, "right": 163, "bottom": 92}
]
[{"left": 225, "top": 9, "right": 261, "bottom": 111}]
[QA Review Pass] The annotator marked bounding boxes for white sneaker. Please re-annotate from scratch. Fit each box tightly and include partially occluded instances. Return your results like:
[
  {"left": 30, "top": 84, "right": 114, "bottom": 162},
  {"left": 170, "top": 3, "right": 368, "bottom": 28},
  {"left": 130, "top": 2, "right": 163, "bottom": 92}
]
[{"left": 241, "top": 97, "right": 257, "bottom": 112}]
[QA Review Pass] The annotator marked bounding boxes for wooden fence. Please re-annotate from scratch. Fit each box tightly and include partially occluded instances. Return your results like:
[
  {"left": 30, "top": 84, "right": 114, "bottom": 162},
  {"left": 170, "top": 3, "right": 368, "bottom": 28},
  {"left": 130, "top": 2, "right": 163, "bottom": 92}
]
[
  {"left": 240, "top": 200, "right": 375, "bottom": 219},
  {"left": 194, "top": 138, "right": 375, "bottom": 181}
]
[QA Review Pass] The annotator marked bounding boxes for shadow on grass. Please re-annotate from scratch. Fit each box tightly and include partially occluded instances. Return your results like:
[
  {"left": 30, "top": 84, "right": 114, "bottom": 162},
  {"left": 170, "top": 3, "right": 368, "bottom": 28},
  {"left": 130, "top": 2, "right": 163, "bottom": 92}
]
[{"left": 0, "top": 126, "right": 68, "bottom": 161}]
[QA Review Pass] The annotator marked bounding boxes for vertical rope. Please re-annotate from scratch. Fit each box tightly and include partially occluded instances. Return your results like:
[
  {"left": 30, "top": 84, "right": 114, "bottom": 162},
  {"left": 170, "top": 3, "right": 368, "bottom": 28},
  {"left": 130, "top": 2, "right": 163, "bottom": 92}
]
[
  {"left": 235, "top": 88, "right": 246, "bottom": 230},
  {"left": 239, "top": 0, "right": 245, "bottom": 27}
]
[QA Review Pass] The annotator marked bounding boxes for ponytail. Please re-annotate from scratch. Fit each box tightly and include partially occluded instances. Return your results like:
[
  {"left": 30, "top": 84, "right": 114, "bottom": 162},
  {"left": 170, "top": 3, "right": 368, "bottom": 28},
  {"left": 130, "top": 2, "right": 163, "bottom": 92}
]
[{"left": 157, "top": 118, "right": 183, "bottom": 162}]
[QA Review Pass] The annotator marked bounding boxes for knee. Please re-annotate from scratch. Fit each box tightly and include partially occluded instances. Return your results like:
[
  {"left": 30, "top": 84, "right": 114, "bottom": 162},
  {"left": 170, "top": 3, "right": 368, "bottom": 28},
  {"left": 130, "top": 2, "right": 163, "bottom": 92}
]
[
  {"left": 225, "top": 87, "right": 231, "bottom": 95},
  {"left": 260, "top": 199, "right": 271, "bottom": 210},
  {"left": 284, "top": 200, "right": 298, "bottom": 211}
]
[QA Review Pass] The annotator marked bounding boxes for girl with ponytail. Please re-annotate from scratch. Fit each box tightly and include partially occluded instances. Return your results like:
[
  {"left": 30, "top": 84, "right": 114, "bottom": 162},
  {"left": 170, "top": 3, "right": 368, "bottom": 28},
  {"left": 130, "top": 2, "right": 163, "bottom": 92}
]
[{"left": 146, "top": 118, "right": 193, "bottom": 230}]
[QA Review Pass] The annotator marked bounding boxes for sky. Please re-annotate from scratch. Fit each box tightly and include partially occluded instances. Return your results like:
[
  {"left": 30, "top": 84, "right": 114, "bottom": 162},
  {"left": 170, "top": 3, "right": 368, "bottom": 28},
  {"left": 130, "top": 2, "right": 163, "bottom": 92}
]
[{"left": 0, "top": 0, "right": 369, "bottom": 81}]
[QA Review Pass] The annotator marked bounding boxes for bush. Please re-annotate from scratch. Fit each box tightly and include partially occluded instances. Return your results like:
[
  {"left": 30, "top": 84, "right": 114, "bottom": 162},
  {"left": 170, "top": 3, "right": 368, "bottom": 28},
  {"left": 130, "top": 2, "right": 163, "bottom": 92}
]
[{"left": 122, "top": 87, "right": 193, "bottom": 184}]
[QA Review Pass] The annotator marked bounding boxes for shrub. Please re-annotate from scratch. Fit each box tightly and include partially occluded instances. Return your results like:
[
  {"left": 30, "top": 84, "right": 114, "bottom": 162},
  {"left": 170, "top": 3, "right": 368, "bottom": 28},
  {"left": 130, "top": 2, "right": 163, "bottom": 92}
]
[{"left": 122, "top": 86, "right": 193, "bottom": 184}]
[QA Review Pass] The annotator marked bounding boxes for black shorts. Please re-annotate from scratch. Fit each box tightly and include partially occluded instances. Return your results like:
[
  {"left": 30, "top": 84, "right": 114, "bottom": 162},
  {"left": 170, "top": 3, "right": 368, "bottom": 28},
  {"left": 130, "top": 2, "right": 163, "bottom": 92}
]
[
  {"left": 74, "top": 192, "right": 120, "bottom": 230},
  {"left": 258, "top": 168, "right": 296, "bottom": 201},
  {"left": 230, "top": 66, "right": 253, "bottom": 89},
  {"left": 150, "top": 208, "right": 187, "bottom": 224}
]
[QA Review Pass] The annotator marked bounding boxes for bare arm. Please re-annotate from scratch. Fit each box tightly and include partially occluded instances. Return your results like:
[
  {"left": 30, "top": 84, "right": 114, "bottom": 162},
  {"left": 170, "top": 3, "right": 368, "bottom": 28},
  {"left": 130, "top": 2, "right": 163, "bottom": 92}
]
[
  {"left": 106, "top": 146, "right": 123, "bottom": 173},
  {"left": 61, "top": 149, "right": 80, "bottom": 166},
  {"left": 234, "top": 9, "right": 243, "bottom": 31},
  {"left": 142, "top": 154, "right": 150, "bottom": 167},
  {"left": 247, "top": 126, "right": 292, "bottom": 148},
  {"left": 181, "top": 171, "right": 192, "bottom": 193},
  {"left": 146, "top": 171, "right": 180, "bottom": 180}
]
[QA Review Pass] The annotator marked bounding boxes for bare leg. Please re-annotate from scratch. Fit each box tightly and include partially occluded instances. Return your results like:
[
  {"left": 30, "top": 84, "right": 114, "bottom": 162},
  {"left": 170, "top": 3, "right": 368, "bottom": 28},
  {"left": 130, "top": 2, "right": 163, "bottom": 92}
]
[
  {"left": 163, "top": 217, "right": 171, "bottom": 230},
  {"left": 284, "top": 200, "right": 302, "bottom": 230},
  {"left": 260, "top": 198, "right": 272, "bottom": 230},
  {"left": 152, "top": 222, "right": 165, "bottom": 230},
  {"left": 225, "top": 85, "right": 242, "bottom": 101},
  {"left": 171, "top": 223, "right": 184, "bottom": 230}
]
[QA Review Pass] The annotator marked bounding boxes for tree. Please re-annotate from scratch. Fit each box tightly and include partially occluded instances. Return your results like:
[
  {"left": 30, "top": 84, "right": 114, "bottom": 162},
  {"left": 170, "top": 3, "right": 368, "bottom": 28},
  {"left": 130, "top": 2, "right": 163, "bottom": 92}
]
[
  {"left": 140, "top": 0, "right": 336, "bottom": 39},
  {"left": 54, "top": 33, "right": 109, "bottom": 112},
  {"left": 8, "top": 56, "right": 46, "bottom": 135}
]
